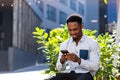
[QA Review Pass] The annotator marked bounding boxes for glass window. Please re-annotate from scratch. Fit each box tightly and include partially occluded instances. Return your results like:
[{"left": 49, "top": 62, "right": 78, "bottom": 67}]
[
  {"left": 78, "top": 2, "right": 84, "bottom": 16},
  {"left": 70, "top": 0, "right": 76, "bottom": 11},
  {"left": 38, "top": 1, "right": 44, "bottom": 13},
  {"left": 59, "top": 11, "right": 67, "bottom": 25},
  {"left": 0, "top": 30, "right": 3, "bottom": 51},
  {"left": 0, "top": 12, "right": 2, "bottom": 26},
  {"left": 59, "top": 0, "right": 68, "bottom": 6},
  {"left": 47, "top": 5, "right": 56, "bottom": 22}
]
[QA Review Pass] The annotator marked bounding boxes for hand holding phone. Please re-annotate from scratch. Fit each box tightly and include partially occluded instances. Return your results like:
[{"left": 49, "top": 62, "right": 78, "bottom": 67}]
[{"left": 60, "top": 50, "right": 69, "bottom": 64}]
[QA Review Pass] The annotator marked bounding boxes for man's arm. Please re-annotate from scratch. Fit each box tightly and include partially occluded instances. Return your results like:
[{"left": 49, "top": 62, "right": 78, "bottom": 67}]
[
  {"left": 56, "top": 43, "right": 67, "bottom": 72},
  {"left": 56, "top": 52, "right": 67, "bottom": 72}
]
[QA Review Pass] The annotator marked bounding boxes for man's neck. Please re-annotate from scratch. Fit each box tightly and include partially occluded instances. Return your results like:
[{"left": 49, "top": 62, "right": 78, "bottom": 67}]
[{"left": 74, "top": 36, "right": 82, "bottom": 46}]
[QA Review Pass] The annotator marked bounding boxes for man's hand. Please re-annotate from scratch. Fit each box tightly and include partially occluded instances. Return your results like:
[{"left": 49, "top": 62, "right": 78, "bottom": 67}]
[
  {"left": 60, "top": 55, "right": 67, "bottom": 64},
  {"left": 66, "top": 53, "right": 81, "bottom": 64}
]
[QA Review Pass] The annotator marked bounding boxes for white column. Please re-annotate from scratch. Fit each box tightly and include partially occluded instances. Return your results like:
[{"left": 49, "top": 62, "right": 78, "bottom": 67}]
[
  {"left": 13, "top": 0, "right": 19, "bottom": 47},
  {"left": 116, "top": 0, "right": 120, "bottom": 42},
  {"left": 113, "top": 0, "right": 120, "bottom": 74},
  {"left": 18, "top": 0, "right": 22, "bottom": 48}
]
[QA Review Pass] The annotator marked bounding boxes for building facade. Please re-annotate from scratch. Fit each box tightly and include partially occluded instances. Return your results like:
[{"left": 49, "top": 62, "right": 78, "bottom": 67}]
[
  {"left": 0, "top": 0, "right": 44, "bottom": 71},
  {"left": 36, "top": 0, "right": 99, "bottom": 34},
  {"left": 1, "top": 0, "right": 114, "bottom": 71}
]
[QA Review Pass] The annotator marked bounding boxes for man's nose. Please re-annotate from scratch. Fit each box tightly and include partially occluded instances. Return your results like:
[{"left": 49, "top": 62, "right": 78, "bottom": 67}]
[{"left": 70, "top": 31, "right": 75, "bottom": 35}]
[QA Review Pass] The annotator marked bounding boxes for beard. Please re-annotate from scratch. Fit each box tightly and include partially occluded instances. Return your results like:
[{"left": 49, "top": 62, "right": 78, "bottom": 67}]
[
  {"left": 73, "top": 37, "right": 79, "bottom": 41},
  {"left": 71, "top": 35, "right": 79, "bottom": 41},
  {"left": 71, "top": 34, "right": 82, "bottom": 42}
]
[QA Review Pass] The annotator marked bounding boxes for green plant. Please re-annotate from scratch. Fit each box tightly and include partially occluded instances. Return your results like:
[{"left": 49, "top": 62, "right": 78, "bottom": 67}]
[
  {"left": 32, "top": 25, "right": 69, "bottom": 73},
  {"left": 94, "top": 32, "right": 119, "bottom": 80},
  {"left": 32, "top": 25, "right": 120, "bottom": 79},
  {"left": 95, "top": 31, "right": 120, "bottom": 80}
]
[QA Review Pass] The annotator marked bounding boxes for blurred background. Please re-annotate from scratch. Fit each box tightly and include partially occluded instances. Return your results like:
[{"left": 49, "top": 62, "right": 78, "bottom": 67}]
[{"left": 0, "top": 0, "right": 118, "bottom": 72}]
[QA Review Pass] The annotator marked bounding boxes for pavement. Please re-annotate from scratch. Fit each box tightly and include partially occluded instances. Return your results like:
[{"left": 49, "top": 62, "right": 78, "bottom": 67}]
[{"left": 0, "top": 63, "right": 50, "bottom": 80}]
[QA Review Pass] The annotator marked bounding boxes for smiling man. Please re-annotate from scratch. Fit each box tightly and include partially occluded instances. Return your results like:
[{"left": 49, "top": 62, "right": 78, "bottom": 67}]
[{"left": 48, "top": 14, "right": 100, "bottom": 80}]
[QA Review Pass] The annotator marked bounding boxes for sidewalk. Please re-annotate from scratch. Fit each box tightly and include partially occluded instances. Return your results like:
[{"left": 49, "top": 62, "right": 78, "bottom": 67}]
[
  {"left": 14, "top": 63, "right": 49, "bottom": 72},
  {"left": 0, "top": 64, "right": 50, "bottom": 80}
]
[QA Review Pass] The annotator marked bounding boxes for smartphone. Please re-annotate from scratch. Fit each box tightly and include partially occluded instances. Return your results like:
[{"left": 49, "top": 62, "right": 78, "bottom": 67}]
[{"left": 61, "top": 50, "right": 69, "bottom": 55}]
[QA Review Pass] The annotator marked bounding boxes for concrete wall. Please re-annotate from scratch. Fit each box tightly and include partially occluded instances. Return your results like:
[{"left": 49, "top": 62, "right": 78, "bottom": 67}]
[
  {"left": 13, "top": 0, "right": 42, "bottom": 53},
  {"left": 0, "top": 51, "right": 9, "bottom": 71},
  {"left": 8, "top": 47, "right": 45, "bottom": 71}
]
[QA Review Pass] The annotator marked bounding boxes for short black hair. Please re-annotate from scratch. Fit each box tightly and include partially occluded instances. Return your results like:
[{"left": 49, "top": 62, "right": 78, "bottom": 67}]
[{"left": 66, "top": 14, "right": 82, "bottom": 24}]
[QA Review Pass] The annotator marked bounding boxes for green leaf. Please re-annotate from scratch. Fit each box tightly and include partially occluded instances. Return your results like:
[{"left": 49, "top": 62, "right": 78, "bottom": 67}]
[
  {"left": 43, "top": 33, "right": 48, "bottom": 39},
  {"left": 35, "top": 27, "right": 44, "bottom": 36}
]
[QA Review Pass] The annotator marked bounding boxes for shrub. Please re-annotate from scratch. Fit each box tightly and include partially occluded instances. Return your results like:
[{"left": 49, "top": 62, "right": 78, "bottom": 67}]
[
  {"left": 32, "top": 25, "right": 69, "bottom": 73},
  {"left": 95, "top": 32, "right": 120, "bottom": 80},
  {"left": 32, "top": 25, "right": 120, "bottom": 79}
]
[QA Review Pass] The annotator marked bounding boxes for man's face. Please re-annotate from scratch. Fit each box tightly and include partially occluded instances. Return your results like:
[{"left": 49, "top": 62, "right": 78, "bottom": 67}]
[{"left": 67, "top": 22, "right": 82, "bottom": 40}]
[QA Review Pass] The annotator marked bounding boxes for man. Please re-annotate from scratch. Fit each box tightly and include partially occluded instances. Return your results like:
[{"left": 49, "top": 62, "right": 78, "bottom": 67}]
[{"left": 49, "top": 14, "right": 100, "bottom": 80}]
